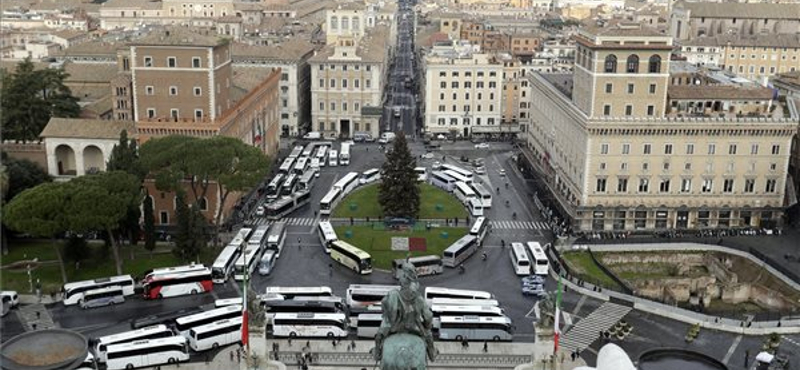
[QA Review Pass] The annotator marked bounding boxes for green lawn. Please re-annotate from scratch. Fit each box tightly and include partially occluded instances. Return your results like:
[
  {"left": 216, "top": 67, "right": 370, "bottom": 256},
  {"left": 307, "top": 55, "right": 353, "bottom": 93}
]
[
  {"left": 0, "top": 240, "right": 212, "bottom": 294},
  {"left": 333, "top": 225, "right": 469, "bottom": 270},
  {"left": 561, "top": 251, "right": 621, "bottom": 290},
  {"left": 332, "top": 183, "right": 468, "bottom": 220}
]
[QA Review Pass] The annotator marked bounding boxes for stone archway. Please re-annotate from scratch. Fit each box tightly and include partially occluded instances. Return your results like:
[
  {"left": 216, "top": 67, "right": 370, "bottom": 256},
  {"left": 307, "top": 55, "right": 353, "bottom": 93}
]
[
  {"left": 55, "top": 144, "right": 76, "bottom": 176},
  {"left": 83, "top": 145, "right": 104, "bottom": 174}
]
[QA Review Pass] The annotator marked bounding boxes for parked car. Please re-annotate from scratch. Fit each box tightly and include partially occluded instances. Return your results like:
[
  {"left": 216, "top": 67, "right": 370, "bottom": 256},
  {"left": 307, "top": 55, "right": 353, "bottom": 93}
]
[
  {"left": 522, "top": 285, "right": 546, "bottom": 297},
  {"left": 460, "top": 155, "right": 470, "bottom": 163},
  {"left": 256, "top": 206, "right": 265, "bottom": 217},
  {"left": 422, "top": 152, "right": 434, "bottom": 159},
  {"left": 522, "top": 275, "right": 546, "bottom": 285},
  {"left": 499, "top": 169, "right": 506, "bottom": 177},
  {"left": 474, "top": 167, "right": 486, "bottom": 175},
  {"left": 436, "top": 134, "right": 447, "bottom": 140},
  {"left": 432, "top": 161, "right": 442, "bottom": 170},
  {"left": 474, "top": 143, "right": 490, "bottom": 149}
]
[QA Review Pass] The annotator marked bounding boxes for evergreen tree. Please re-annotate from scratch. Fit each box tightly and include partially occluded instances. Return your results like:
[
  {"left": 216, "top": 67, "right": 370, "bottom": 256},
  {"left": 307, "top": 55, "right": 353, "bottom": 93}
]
[
  {"left": 174, "top": 195, "right": 206, "bottom": 262},
  {"left": 378, "top": 132, "right": 420, "bottom": 219},
  {"left": 107, "top": 130, "right": 145, "bottom": 251},
  {"left": 143, "top": 194, "right": 157, "bottom": 257}
]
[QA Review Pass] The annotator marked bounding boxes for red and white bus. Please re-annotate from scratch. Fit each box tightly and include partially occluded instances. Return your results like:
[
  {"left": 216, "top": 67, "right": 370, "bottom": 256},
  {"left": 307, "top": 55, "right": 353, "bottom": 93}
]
[{"left": 142, "top": 266, "right": 213, "bottom": 299}]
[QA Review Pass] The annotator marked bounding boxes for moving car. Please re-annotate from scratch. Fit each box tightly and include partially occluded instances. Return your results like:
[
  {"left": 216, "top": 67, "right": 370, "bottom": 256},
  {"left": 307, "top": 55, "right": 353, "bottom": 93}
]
[
  {"left": 474, "top": 143, "right": 490, "bottom": 149},
  {"left": 474, "top": 167, "right": 485, "bottom": 175},
  {"left": 256, "top": 206, "right": 265, "bottom": 217},
  {"left": 522, "top": 285, "right": 546, "bottom": 297}
]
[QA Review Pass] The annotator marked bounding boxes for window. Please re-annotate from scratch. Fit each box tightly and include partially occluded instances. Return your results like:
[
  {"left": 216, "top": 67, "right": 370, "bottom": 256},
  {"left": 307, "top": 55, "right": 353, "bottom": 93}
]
[
  {"left": 647, "top": 105, "right": 655, "bottom": 116},
  {"left": 600, "top": 143, "right": 609, "bottom": 155},
  {"left": 686, "top": 144, "right": 694, "bottom": 155},
  {"left": 685, "top": 163, "right": 692, "bottom": 170},
  {"left": 194, "top": 87, "right": 201, "bottom": 96},
  {"left": 626, "top": 55, "right": 639, "bottom": 73},
  {"left": 596, "top": 178, "right": 607, "bottom": 192},
  {"left": 617, "top": 178, "right": 628, "bottom": 192},
  {"left": 144, "top": 56, "right": 153, "bottom": 67},
  {"left": 603, "top": 105, "right": 611, "bottom": 116},
  {"left": 167, "top": 57, "right": 176, "bottom": 68},
  {"left": 625, "top": 105, "right": 633, "bottom": 116},
  {"left": 354, "top": 79, "right": 360, "bottom": 88},
  {"left": 643, "top": 144, "right": 651, "bottom": 155},
  {"left": 281, "top": 73, "right": 288, "bottom": 81},
  {"left": 770, "top": 163, "right": 777, "bottom": 171},
  {"left": 649, "top": 83, "right": 656, "bottom": 94},
  {"left": 192, "top": 57, "right": 201, "bottom": 68},
  {"left": 342, "top": 102, "right": 347, "bottom": 111},
  {"left": 169, "top": 86, "right": 178, "bottom": 96},
  {"left": 600, "top": 163, "right": 606, "bottom": 170},
  {"left": 723, "top": 178, "right": 734, "bottom": 193},
  {"left": 664, "top": 144, "right": 673, "bottom": 155},
  {"left": 319, "top": 102, "right": 324, "bottom": 111},
  {"left": 744, "top": 179, "right": 755, "bottom": 193},
  {"left": 452, "top": 81, "right": 459, "bottom": 88},
  {"left": 604, "top": 55, "right": 617, "bottom": 73},
  {"left": 627, "top": 83, "right": 634, "bottom": 94},
  {"left": 728, "top": 144, "right": 737, "bottom": 155},
  {"left": 772, "top": 145, "right": 780, "bottom": 155},
  {"left": 765, "top": 179, "right": 777, "bottom": 193},
  {"left": 663, "top": 162, "right": 670, "bottom": 170},
  {"left": 621, "top": 162, "right": 628, "bottom": 170},
  {"left": 681, "top": 178, "right": 691, "bottom": 193},
  {"left": 319, "top": 79, "right": 324, "bottom": 88},
  {"left": 330, "top": 102, "right": 335, "bottom": 111},
  {"left": 638, "top": 178, "right": 649, "bottom": 192},
  {"left": 147, "top": 108, "right": 156, "bottom": 118},
  {"left": 750, "top": 144, "right": 759, "bottom": 155},
  {"left": 708, "top": 144, "right": 716, "bottom": 155},
  {"left": 465, "top": 81, "right": 472, "bottom": 88},
  {"left": 342, "top": 79, "right": 348, "bottom": 88},
  {"left": 330, "top": 79, "right": 336, "bottom": 88},
  {"left": 145, "top": 86, "right": 154, "bottom": 95},
  {"left": 441, "top": 81, "right": 446, "bottom": 89},
  {"left": 159, "top": 211, "right": 168, "bottom": 224},
  {"left": 605, "top": 83, "right": 613, "bottom": 93},
  {"left": 648, "top": 55, "right": 661, "bottom": 73},
  {"left": 659, "top": 179, "right": 670, "bottom": 193},
  {"left": 622, "top": 144, "right": 630, "bottom": 155},
  {"left": 701, "top": 179, "right": 713, "bottom": 193},
  {"left": 194, "top": 109, "right": 203, "bottom": 119}
]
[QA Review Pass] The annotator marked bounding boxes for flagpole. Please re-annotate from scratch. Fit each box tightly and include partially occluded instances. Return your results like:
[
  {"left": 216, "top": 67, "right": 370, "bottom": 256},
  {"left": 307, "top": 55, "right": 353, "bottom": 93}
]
[
  {"left": 241, "top": 243, "right": 250, "bottom": 354},
  {"left": 553, "top": 273, "right": 562, "bottom": 356}
]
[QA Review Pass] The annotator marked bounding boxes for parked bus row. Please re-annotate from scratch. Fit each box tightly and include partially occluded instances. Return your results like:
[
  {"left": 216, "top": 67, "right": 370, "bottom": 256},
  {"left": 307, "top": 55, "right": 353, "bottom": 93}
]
[
  {"left": 427, "top": 164, "right": 488, "bottom": 217},
  {"left": 509, "top": 241, "right": 549, "bottom": 276}
]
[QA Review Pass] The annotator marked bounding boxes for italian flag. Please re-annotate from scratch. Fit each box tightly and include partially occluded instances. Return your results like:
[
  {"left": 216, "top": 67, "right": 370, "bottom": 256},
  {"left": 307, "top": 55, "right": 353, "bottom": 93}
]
[
  {"left": 553, "top": 273, "right": 563, "bottom": 354},
  {"left": 242, "top": 264, "right": 249, "bottom": 347}
]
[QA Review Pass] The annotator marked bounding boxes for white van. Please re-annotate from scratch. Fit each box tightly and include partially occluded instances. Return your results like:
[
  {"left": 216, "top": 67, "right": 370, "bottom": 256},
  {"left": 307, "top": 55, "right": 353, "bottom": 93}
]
[
  {"left": 80, "top": 286, "right": 125, "bottom": 309},
  {"left": 303, "top": 131, "right": 321, "bottom": 140},
  {"left": 379, "top": 132, "right": 396, "bottom": 144},
  {"left": 0, "top": 291, "right": 19, "bottom": 308},
  {"left": 258, "top": 250, "right": 277, "bottom": 276}
]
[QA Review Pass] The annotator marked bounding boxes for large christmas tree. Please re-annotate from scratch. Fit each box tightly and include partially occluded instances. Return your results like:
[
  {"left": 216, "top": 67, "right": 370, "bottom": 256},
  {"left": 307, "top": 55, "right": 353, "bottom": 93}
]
[{"left": 378, "top": 132, "right": 420, "bottom": 219}]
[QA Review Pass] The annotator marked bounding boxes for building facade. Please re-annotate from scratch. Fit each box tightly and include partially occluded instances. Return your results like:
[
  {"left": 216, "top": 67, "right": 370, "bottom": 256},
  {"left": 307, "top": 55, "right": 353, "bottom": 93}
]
[
  {"left": 670, "top": 1, "right": 800, "bottom": 42},
  {"left": 680, "top": 34, "right": 800, "bottom": 81},
  {"left": 523, "top": 23, "right": 796, "bottom": 231}
]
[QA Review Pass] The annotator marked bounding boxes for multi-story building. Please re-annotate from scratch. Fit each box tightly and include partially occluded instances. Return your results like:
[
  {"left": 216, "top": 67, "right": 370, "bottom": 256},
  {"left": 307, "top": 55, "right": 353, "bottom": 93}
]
[
  {"left": 508, "top": 33, "right": 542, "bottom": 56},
  {"left": 422, "top": 41, "right": 504, "bottom": 138},
  {"left": 325, "top": 4, "right": 367, "bottom": 45},
  {"left": 522, "top": 22, "right": 796, "bottom": 231},
  {"left": 460, "top": 20, "right": 508, "bottom": 53},
  {"left": 679, "top": 34, "right": 800, "bottom": 82},
  {"left": 232, "top": 40, "right": 316, "bottom": 137},
  {"left": 309, "top": 25, "right": 391, "bottom": 139},
  {"left": 670, "top": 1, "right": 800, "bottom": 42}
]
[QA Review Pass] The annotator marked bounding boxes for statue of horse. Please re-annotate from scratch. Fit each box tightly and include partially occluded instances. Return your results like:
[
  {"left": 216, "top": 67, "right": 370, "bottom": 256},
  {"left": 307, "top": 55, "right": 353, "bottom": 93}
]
[{"left": 380, "top": 333, "right": 428, "bottom": 370}]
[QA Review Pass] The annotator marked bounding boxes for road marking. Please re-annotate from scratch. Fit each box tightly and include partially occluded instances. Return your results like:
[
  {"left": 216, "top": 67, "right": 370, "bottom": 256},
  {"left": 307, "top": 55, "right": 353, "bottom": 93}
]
[
  {"left": 573, "top": 295, "right": 587, "bottom": 317},
  {"left": 722, "top": 335, "right": 742, "bottom": 365},
  {"left": 563, "top": 312, "right": 573, "bottom": 326},
  {"left": 784, "top": 336, "right": 800, "bottom": 348},
  {"left": 526, "top": 302, "right": 539, "bottom": 318}
]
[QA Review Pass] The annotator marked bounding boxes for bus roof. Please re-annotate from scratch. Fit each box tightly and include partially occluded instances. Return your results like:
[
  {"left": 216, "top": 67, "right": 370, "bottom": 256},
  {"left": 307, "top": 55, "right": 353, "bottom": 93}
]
[
  {"left": 357, "top": 313, "right": 383, "bottom": 320},
  {"left": 469, "top": 217, "right": 487, "bottom": 234},
  {"left": 425, "top": 286, "right": 492, "bottom": 299},
  {"left": 333, "top": 172, "right": 359, "bottom": 189},
  {"left": 265, "top": 286, "right": 332, "bottom": 295},
  {"left": 455, "top": 181, "right": 475, "bottom": 194},
  {"left": 320, "top": 188, "right": 341, "bottom": 204},
  {"left": 105, "top": 336, "right": 187, "bottom": 352},
  {"left": 430, "top": 298, "right": 500, "bottom": 307},
  {"left": 267, "top": 223, "right": 286, "bottom": 241},
  {"left": 438, "top": 315, "right": 512, "bottom": 325},
  {"left": 443, "top": 235, "right": 477, "bottom": 254},
  {"left": 347, "top": 284, "right": 398, "bottom": 293},
  {"left": 527, "top": 242, "right": 546, "bottom": 258},
  {"left": 230, "top": 228, "right": 252, "bottom": 247},
  {"left": 273, "top": 312, "right": 346, "bottom": 320},
  {"left": 430, "top": 305, "right": 503, "bottom": 314},
  {"left": 332, "top": 240, "right": 371, "bottom": 259},
  {"left": 63, "top": 275, "right": 133, "bottom": 290},
  {"left": 249, "top": 225, "right": 269, "bottom": 244},
  {"left": 471, "top": 182, "right": 489, "bottom": 194},
  {"left": 191, "top": 316, "right": 242, "bottom": 334},
  {"left": 95, "top": 324, "right": 170, "bottom": 346},
  {"left": 175, "top": 305, "right": 242, "bottom": 325}
]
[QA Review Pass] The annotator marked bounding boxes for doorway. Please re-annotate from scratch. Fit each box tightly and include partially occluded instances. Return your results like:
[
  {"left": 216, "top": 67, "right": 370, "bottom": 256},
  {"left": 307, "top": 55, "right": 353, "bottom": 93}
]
[{"left": 340, "top": 119, "right": 351, "bottom": 138}]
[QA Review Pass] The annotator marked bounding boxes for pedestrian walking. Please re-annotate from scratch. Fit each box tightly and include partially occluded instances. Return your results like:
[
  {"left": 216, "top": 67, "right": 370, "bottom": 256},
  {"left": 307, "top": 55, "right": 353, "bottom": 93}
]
[
  {"left": 306, "top": 340, "right": 310, "bottom": 350},
  {"left": 744, "top": 350, "right": 750, "bottom": 367},
  {"left": 230, "top": 351, "right": 234, "bottom": 362},
  {"left": 36, "top": 311, "right": 40, "bottom": 320},
  {"left": 332, "top": 339, "right": 337, "bottom": 348},
  {"left": 483, "top": 341, "right": 488, "bottom": 353},
  {"left": 237, "top": 350, "right": 241, "bottom": 363},
  {"left": 329, "top": 263, "right": 333, "bottom": 276},
  {"left": 570, "top": 351, "right": 576, "bottom": 361},
  {"left": 35, "top": 279, "right": 42, "bottom": 301}
]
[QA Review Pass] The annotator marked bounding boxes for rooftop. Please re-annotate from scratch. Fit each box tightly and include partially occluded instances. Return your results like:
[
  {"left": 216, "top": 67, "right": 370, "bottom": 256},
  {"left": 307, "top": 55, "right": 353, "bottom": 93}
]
[
  {"left": 232, "top": 39, "right": 316, "bottom": 62},
  {"left": 309, "top": 25, "right": 390, "bottom": 63},
  {"left": 133, "top": 26, "right": 225, "bottom": 47},
  {"left": 684, "top": 34, "right": 800, "bottom": 49},
  {"left": 676, "top": 1, "right": 800, "bottom": 20},
  {"left": 668, "top": 85, "right": 773, "bottom": 101},
  {"left": 540, "top": 73, "right": 573, "bottom": 99},
  {"left": 55, "top": 39, "right": 121, "bottom": 56},
  {"left": 100, "top": 0, "right": 162, "bottom": 10},
  {"left": 40, "top": 118, "right": 135, "bottom": 140},
  {"left": 580, "top": 21, "right": 666, "bottom": 39}
]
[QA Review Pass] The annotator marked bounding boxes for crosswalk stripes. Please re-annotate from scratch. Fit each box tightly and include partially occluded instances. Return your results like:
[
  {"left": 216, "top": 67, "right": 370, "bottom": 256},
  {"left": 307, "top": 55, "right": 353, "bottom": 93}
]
[
  {"left": 490, "top": 220, "right": 549, "bottom": 230},
  {"left": 250, "top": 217, "right": 316, "bottom": 227},
  {"left": 16, "top": 303, "right": 57, "bottom": 331},
  {"left": 559, "top": 302, "right": 632, "bottom": 353}
]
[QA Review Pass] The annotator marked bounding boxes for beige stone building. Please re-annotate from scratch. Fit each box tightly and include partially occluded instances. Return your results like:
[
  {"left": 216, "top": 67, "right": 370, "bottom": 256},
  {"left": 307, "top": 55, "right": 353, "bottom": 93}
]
[
  {"left": 309, "top": 25, "right": 391, "bottom": 139},
  {"left": 522, "top": 23, "right": 796, "bottom": 231},
  {"left": 680, "top": 34, "right": 800, "bottom": 82},
  {"left": 670, "top": 1, "right": 800, "bottom": 42}
]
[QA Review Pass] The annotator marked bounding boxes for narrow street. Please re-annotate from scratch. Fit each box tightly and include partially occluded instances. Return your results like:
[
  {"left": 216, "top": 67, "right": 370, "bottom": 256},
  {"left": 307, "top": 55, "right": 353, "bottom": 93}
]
[{"left": 383, "top": 0, "right": 418, "bottom": 138}]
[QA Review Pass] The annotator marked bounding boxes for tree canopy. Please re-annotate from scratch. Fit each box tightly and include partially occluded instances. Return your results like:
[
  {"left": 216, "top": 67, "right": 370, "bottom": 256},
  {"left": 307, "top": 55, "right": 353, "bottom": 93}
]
[
  {"left": 1, "top": 152, "right": 51, "bottom": 202},
  {"left": 1, "top": 58, "right": 81, "bottom": 142},
  {"left": 379, "top": 132, "right": 420, "bottom": 219}
]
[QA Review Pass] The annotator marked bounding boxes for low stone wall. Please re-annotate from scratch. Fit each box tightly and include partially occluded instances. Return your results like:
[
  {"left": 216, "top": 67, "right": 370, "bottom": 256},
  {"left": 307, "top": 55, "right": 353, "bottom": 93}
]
[{"left": 2, "top": 141, "right": 48, "bottom": 171}]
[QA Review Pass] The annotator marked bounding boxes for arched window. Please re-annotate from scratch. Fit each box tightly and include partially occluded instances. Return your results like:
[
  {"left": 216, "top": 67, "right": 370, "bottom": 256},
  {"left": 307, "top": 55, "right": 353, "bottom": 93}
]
[
  {"left": 352, "top": 17, "right": 360, "bottom": 30},
  {"left": 626, "top": 54, "right": 639, "bottom": 73},
  {"left": 648, "top": 55, "right": 661, "bottom": 73},
  {"left": 198, "top": 197, "right": 208, "bottom": 211},
  {"left": 604, "top": 54, "right": 617, "bottom": 73},
  {"left": 330, "top": 16, "right": 338, "bottom": 30},
  {"left": 341, "top": 16, "right": 349, "bottom": 30}
]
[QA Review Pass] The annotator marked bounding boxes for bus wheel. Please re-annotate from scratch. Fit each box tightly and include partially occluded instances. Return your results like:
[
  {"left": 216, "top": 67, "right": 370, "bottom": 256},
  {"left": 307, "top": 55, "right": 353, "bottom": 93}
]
[
  {"left": 126, "top": 364, "right": 134, "bottom": 369},
  {"left": 289, "top": 332, "right": 297, "bottom": 338},
  {"left": 157, "top": 294, "right": 164, "bottom": 299},
  {"left": 212, "top": 343, "right": 219, "bottom": 349},
  {"left": 327, "top": 332, "right": 334, "bottom": 338},
  {"left": 493, "top": 336, "right": 501, "bottom": 341},
  {"left": 455, "top": 335, "right": 463, "bottom": 342},
  {"left": 191, "top": 289, "right": 198, "bottom": 295},
  {"left": 168, "top": 357, "right": 176, "bottom": 364}
]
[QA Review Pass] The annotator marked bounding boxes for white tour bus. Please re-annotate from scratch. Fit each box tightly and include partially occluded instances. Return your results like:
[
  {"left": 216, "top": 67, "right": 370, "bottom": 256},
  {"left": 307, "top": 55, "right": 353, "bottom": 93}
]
[
  {"left": 142, "top": 267, "right": 213, "bottom": 299},
  {"left": 391, "top": 255, "right": 443, "bottom": 278},
  {"left": 80, "top": 286, "right": 125, "bottom": 309},
  {"left": 436, "top": 315, "right": 513, "bottom": 342},
  {"left": 527, "top": 242, "right": 550, "bottom": 275},
  {"left": 442, "top": 235, "right": 479, "bottom": 267},
  {"left": 316, "top": 146, "right": 328, "bottom": 167},
  {"left": 266, "top": 190, "right": 311, "bottom": 220},
  {"left": 62, "top": 275, "right": 135, "bottom": 306},
  {"left": 293, "top": 157, "right": 310, "bottom": 175},
  {"left": 471, "top": 183, "right": 492, "bottom": 208},
  {"left": 174, "top": 305, "right": 242, "bottom": 336},
  {"left": 93, "top": 325, "right": 175, "bottom": 363},
  {"left": 346, "top": 284, "right": 399, "bottom": 310},
  {"left": 288, "top": 146, "right": 304, "bottom": 160},
  {"left": 356, "top": 313, "right": 383, "bottom": 338},
  {"left": 302, "top": 143, "right": 316, "bottom": 158},
  {"left": 266, "top": 222, "right": 287, "bottom": 258},
  {"left": 330, "top": 240, "right": 373, "bottom": 275},
  {"left": 429, "top": 171, "right": 457, "bottom": 192},
  {"left": 104, "top": 337, "right": 189, "bottom": 370},
  {"left": 425, "top": 287, "right": 494, "bottom": 302},
  {"left": 333, "top": 172, "right": 360, "bottom": 196},
  {"left": 211, "top": 245, "right": 241, "bottom": 284},
  {"left": 414, "top": 167, "right": 427, "bottom": 182},
  {"left": 319, "top": 188, "right": 342, "bottom": 216},
  {"left": 188, "top": 317, "right": 242, "bottom": 351},
  {"left": 310, "top": 157, "right": 321, "bottom": 172},
  {"left": 144, "top": 264, "right": 207, "bottom": 282},
  {"left": 430, "top": 305, "right": 505, "bottom": 318},
  {"left": 214, "top": 298, "right": 242, "bottom": 308},
  {"left": 340, "top": 142, "right": 351, "bottom": 166},
  {"left": 317, "top": 221, "right": 338, "bottom": 253},
  {"left": 468, "top": 198, "right": 484, "bottom": 217},
  {"left": 264, "top": 286, "right": 334, "bottom": 300},
  {"left": 228, "top": 227, "right": 252, "bottom": 252},
  {"left": 248, "top": 225, "right": 269, "bottom": 251},
  {"left": 262, "top": 300, "right": 343, "bottom": 320},
  {"left": 430, "top": 298, "right": 500, "bottom": 308},
  {"left": 443, "top": 170, "right": 473, "bottom": 186},
  {"left": 233, "top": 245, "right": 263, "bottom": 281},
  {"left": 440, "top": 164, "right": 474, "bottom": 182},
  {"left": 269, "top": 312, "right": 349, "bottom": 338},
  {"left": 280, "top": 173, "right": 299, "bottom": 196},
  {"left": 278, "top": 157, "right": 296, "bottom": 175},
  {"left": 469, "top": 217, "right": 489, "bottom": 245},
  {"left": 298, "top": 169, "right": 317, "bottom": 191},
  {"left": 510, "top": 243, "right": 532, "bottom": 275},
  {"left": 454, "top": 181, "right": 477, "bottom": 205},
  {"left": 258, "top": 250, "right": 278, "bottom": 276},
  {"left": 329, "top": 150, "right": 339, "bottom": 167},
  {"left": 266, "top": 173, "right": 285, "bottom": 202},
  {"left": 359, "top": 169, "right": 381, "bottom": 184}
]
